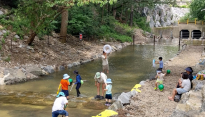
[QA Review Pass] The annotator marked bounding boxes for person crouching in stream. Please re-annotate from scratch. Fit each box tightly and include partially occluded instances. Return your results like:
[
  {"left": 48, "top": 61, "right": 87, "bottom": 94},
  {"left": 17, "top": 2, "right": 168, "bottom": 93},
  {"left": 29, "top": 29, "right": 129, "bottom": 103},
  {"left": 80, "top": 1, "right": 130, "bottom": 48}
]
[
  {"left": 74, "top": 70, "right": 82, "bottom": 97},
  {"left": 94, "top": 72, "right": 107, "bottom": 100},
  {"left": 52, "top": 92, "right": 69, "bottom": 117}
]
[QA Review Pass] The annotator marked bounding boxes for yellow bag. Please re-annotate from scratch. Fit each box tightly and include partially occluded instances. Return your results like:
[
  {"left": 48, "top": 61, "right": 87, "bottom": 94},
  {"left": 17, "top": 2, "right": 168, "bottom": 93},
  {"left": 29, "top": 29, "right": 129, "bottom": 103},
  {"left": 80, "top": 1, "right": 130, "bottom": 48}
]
[{"left": 196, "top": 75, "right": 204, "bottom": 80}]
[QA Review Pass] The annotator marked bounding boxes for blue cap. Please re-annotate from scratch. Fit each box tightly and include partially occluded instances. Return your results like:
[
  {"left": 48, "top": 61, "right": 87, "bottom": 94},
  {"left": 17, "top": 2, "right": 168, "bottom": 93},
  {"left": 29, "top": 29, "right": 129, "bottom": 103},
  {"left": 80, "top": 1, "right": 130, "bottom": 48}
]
[
  {"left": 185, "top": 67, "right": 192, "bottom": 72},
  {"left": 106, "top": 78, "right": 112, "bottom": 83},
  {"left": 56, "top": 92, "right": 65, "bottom": 98}
]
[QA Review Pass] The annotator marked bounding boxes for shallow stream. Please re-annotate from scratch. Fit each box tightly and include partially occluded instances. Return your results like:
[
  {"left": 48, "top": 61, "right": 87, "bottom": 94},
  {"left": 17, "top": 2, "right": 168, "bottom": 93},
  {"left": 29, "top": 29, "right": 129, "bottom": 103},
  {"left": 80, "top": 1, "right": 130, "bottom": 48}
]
[{"left": 0, "top": 44, "right": 178, "bottom": 117}]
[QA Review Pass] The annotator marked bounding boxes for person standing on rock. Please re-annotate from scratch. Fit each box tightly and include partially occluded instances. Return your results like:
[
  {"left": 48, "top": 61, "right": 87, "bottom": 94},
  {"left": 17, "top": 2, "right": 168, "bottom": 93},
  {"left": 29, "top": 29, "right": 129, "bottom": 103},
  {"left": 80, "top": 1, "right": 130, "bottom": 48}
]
[
  {"left": 155, "top": 57, "right": 163, "bottom": 72},
  {"left": 102, "top": 51, "right": 109, "bottom": 74},
  {"left": 60, "top": 74, "right": 70, "bottom": 100},
  {"left": 52, "top": 92, "right": 69, "bottom": 117},
  {"left": 168, "top": 72, "right": 191, "bottom": 101},
  {"left": 94, "top": 72, "right": 107, "bottom": 100},
  {"left": 104, "top": 78, "right": 112, "bottom": 106},
  {"left": 74, "top": 70, "right": 82, "bottom": 97}
]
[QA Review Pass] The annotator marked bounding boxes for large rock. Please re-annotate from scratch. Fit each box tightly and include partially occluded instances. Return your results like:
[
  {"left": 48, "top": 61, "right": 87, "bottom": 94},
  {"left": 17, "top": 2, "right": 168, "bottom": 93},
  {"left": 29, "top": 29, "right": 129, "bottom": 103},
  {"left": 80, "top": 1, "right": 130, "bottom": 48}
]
[
  {"left": 83, "top": 101, "right": 106, "bottom": 110},
  {"left": 118, "top": 92, "right": 132, "bottom": 104},
  {"left": 108, "top": 100, "right": 123, "bottom": 111},
  {"left": 26, "top": 66, "right": 43, "bottom": 76},
  {"left": 43, "top": 65, "right": 55, "bottom": 74},
  {"left": 186, "top": 90, "right": 202, "bottom": 111},
  {"left": 192, "top": 79, "right": 205, "bottom": 91},
  {"left": 4, "top": 69, "right": 26, "bottom": 84}
]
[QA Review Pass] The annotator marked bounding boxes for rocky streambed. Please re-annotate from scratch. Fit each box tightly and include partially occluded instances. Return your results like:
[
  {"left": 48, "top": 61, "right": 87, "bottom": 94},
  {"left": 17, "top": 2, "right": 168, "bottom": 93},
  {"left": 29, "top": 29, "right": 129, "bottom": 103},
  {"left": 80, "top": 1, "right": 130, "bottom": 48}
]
[{"left": 105, "top": 45, "right": 205, "bottom": 117}]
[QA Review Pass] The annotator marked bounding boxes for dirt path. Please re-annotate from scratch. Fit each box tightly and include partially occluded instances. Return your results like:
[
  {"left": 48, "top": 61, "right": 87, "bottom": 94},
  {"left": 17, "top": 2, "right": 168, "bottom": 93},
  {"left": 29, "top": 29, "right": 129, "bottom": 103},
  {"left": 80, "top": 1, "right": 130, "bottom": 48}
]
[{"left": 119, "top": 45, "right": 204, "bottom": 117}]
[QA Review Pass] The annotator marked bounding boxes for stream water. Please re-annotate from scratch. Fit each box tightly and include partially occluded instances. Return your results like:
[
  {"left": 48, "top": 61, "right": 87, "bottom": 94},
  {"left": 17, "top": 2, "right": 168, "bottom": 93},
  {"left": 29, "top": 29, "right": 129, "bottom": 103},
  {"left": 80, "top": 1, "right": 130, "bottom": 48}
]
[{"left": 0, "top": 44, "right": 178, "bottom": 117}]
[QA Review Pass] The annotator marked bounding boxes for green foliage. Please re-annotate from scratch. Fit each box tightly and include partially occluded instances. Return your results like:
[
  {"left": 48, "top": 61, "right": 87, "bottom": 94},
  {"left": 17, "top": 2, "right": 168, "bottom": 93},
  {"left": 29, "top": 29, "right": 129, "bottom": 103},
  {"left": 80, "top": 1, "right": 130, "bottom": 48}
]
[
  {"left": 13, "top": 37, "right": 17, "bottom": 42},
  {"left": 4, "top": 56, "right": 11, "bottom": 62},
  {"left": 189, "top": 0, "right": 205, "bottom": 20},
  {"left": 0, "top": 45, "right": 2, "bottom": 51},
  {"left": 134, "top": 14, "right": 151, "bottom": 32},
  {"left": 1, "top": 38, "right": 5, "bottom": 44},
  {"left": 105, "top": 33, "right": 132, "bottom": 42}
]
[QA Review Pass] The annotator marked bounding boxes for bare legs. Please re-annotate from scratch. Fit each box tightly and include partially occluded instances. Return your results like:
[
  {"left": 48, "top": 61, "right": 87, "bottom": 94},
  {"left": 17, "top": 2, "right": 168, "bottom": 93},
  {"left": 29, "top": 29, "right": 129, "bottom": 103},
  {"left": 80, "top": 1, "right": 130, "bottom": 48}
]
[
  {"left": 96, "top": 82, "right": 106, "bottom": 96},
  {"left": 168, "top": 88, "right": 177, "bottom": 101}
]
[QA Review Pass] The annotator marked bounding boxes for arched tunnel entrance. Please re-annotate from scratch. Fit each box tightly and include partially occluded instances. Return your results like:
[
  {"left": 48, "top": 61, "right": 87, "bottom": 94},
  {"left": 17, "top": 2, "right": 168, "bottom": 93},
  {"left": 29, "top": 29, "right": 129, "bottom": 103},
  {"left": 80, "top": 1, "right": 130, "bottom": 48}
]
[
  {"left": 180, "top": 30, "right": 189, "bottom": 39},
  {"left": 191, "top": 30, "right": 201, "bottom": 39}
]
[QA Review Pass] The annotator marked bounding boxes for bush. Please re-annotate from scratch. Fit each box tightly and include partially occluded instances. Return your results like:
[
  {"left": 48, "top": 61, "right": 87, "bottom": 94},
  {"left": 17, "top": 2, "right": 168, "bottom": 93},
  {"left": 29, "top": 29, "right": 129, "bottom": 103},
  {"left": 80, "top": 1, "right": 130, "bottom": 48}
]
[{"left": 134, "top": 16, "right": 151, "bottom": 32}]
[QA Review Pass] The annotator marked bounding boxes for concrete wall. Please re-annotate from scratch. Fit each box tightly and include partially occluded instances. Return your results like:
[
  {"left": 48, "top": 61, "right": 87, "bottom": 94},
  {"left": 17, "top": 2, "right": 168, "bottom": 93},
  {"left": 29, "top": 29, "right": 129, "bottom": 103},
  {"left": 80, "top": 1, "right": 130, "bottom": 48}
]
[{"left": 151, "top": 24, "right": 205, "bottom": 39}]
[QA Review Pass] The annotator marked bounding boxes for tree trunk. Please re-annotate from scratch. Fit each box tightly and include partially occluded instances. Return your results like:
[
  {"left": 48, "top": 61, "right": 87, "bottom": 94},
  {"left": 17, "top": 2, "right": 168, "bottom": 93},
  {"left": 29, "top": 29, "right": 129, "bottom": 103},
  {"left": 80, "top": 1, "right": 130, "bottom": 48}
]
[
  {"left": 60, "top": 9, "right": 68, "bottom": 43},
  {"left": 129, "top": 5, "right": 134, "bottom": 27},
  {"left": 28, "top": 32, "right": 37, "bottom": 45},
  {"left": 112, "top": 7, "right": 116, "bottom": 19}
]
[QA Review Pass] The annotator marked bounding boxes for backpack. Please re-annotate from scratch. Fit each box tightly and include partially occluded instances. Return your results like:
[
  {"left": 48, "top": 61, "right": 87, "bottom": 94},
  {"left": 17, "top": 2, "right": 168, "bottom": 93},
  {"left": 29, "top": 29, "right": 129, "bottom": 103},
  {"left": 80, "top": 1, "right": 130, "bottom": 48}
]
[{"left": 174, "top": 94, "right": 181, "bottom": 102}]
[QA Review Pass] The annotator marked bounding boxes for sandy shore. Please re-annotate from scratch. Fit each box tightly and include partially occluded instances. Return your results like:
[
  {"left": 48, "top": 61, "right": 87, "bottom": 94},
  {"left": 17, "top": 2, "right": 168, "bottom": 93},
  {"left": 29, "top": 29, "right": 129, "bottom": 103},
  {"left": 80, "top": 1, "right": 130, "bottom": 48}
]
[{"left": 118, "top": 45, "right": 204, "bottom": 117}]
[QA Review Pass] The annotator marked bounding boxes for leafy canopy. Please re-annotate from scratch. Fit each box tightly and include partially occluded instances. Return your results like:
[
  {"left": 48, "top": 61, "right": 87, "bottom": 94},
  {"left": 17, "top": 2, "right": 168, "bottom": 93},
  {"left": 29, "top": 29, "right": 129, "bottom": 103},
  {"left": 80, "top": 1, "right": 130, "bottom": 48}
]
[{"left": 189, "top": 0, "right": 205, "bottom": 20}]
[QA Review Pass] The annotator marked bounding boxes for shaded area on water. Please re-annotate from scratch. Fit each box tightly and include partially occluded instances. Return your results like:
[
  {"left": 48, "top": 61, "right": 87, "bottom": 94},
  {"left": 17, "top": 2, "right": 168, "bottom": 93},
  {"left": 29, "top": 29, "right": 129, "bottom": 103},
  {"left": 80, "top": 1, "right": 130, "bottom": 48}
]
[{"left": 0, "top": 45, "right": 179, "bottom": 117}]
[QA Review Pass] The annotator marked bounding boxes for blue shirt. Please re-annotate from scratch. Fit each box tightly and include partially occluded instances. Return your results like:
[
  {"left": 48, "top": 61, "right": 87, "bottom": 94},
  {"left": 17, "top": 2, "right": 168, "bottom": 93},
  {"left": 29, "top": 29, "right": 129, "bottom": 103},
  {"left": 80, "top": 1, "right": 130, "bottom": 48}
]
[
  {"left": 159, "top": 61, "right": 163, "bottom": 68},
  {"left": 75, "top": 74, "right": 82, "bottom": 84},
  {"left": 106, "top": 84, "right": 112, "bottom": 94}
]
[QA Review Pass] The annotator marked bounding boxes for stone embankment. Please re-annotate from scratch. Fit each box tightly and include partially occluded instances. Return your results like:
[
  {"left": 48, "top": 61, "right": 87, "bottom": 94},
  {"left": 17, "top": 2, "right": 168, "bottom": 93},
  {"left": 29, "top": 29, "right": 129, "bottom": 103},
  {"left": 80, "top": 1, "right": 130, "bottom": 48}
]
[
  {"left": 0, "top": 39, "right": 130, "bottom": 85},
  {"left": 105, "top": 46, "right": 205, "bottom": 117}
]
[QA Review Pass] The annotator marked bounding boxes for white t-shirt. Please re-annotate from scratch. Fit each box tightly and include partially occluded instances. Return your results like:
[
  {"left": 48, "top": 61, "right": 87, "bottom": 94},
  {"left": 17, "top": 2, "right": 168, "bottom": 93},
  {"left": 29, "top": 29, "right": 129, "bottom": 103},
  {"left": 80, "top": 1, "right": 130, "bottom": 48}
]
[
  {"left": 157, "top": 73, "right": 165, "bottom": 81},
  {"left": 102, "top": 55, "right": 108, "bottom": 65},
  {"left": 182, "top": 79, "right": 191, "bottom": 91},
  {"left": 94, "top": 72, "right": 107, "bottom": 83},
  {"left": 52, "top": 97, "right": 68, "bottom": 112}
]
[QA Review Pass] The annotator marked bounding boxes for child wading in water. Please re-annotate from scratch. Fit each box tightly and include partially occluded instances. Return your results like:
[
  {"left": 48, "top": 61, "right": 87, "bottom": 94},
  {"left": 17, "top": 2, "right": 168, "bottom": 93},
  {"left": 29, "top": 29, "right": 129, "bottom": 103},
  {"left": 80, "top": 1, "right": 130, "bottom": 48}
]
[
  {"left": 155, "top": 57, "right": 163, "bottom": 72},
  {"left": 154, "top": 69, "right": 166, "bottom": 90},
  {"left": 74, "top": 70, "right": 82, "bottom": 97},
  {"left": 104, "top": 78, "right": 112, "bottom": 106}
]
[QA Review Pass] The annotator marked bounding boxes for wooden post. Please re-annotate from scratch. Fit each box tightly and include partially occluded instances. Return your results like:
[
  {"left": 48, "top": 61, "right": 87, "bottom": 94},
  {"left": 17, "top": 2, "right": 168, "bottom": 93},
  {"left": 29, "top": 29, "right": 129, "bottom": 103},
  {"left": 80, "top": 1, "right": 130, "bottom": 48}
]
[
  {"left": 178, "top": 20, "right": 180, "bottom": 24},
  {"left": 48, "top": 35, "right": 49, "bottom": 46},
  {"left": 179, "top": 36, "right": 181, "bottom": 51},
  {"left": 154, "top": 35, "right": 155, "bottom": 46},
  {"left": 195, "top": 18, "right": 197, "bottom": 25},
  {"left": 187, "top": 19, "right": 189, "bottom": 25},
  {"left": 202, "top": 21, "right": 204, "bottom": 25},
  {"left": 133, "top": 35, "right": 135, "bottom": 45}
]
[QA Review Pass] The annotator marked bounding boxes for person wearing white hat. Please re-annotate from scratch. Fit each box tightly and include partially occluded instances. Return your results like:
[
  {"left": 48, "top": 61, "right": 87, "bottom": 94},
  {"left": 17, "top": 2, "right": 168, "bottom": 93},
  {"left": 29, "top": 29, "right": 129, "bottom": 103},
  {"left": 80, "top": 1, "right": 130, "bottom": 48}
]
[
  {"left": 104, "top": 78, "right": 112, "bottom": 106},
  {"left": 94, "top": 72, "right": 107, "bottom": 100},
  {"left": 154, "top": 69, "right": 166, "bottom": 90},
  {"left": 60, "top": 74, "right": 70, "bottom": 99}
]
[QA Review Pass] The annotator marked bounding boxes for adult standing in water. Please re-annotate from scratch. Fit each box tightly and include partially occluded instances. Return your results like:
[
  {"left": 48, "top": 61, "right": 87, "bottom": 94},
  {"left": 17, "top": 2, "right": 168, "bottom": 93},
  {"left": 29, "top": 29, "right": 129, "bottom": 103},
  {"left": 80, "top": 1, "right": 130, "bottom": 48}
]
[
  {"left": 74, "top": 70, "right": 82, "bottom": 97},
  {"left": 94, "top": 72, "right": 107, "bottom": 100},
  {"left": 102, "top": 51, "right": 109, "bottom": 74}
]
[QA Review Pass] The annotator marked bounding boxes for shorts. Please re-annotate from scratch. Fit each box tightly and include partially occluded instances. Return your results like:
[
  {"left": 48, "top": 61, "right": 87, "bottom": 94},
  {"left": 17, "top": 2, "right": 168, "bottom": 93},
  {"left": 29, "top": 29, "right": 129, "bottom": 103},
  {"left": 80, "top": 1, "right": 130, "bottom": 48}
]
[
  {"left": 103, "top": 64, "right": 109, "bottom": 71},
  {"left": 105, "top": 94, "right": 112, "bottom": 99},
  {"left": 61, "top": 90, "right": 69, "bottom": 97},
  {"left": 52, "top": 110, "right": 69, "bottom": 117},
  {"left": 176, "top": 88, "right": 187, "bottom": 94},
  {"left": 156, "top": 79, "right": 163, "bottom": 84}
]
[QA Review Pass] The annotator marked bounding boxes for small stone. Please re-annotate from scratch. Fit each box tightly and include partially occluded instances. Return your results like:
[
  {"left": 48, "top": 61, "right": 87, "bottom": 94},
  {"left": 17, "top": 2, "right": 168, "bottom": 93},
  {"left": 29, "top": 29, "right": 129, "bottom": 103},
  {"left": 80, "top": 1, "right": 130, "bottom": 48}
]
[
  {"left": 14, "top": 35, "right": 20, "bottom": 39},
  {"left": 0, "top": 11, "right": 4, "bottom": 15}
]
